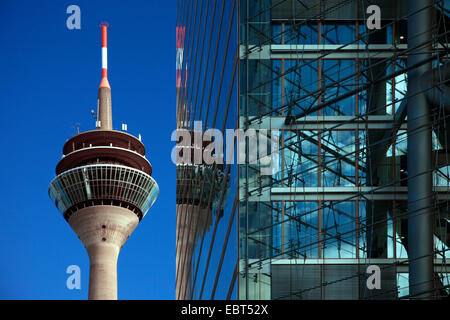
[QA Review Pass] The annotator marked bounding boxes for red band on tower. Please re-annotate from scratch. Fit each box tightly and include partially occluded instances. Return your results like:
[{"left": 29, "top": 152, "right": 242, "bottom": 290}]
[{"left": 101, "top": 25, "right": 107, "bottom": 48}]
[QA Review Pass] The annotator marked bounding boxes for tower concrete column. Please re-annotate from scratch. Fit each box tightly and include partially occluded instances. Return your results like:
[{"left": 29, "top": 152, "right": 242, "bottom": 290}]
[
  {"left": 175, "top": 204, "right": 210, "bottom": 300},
  {"left": 87, "top": 244, "right": 119, "bottom": 300},
  {"left": 68, "top": 206, "right": 139, "bottom": 300}
]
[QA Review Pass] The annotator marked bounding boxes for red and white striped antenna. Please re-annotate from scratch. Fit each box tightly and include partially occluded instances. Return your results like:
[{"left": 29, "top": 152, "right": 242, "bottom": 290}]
[
  {"left": 99, "top": 22, "right": 110, "bottom": 88},
  {"left": 97, "top": 22, "right": 112, "bottom": 131}
]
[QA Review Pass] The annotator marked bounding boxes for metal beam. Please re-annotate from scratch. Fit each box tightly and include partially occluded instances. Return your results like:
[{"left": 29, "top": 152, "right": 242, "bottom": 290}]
[
  {"left": 243, "top": 186, "right": 450, "bottom": 202},
  {"left": 246, "top": 115, "right": 407, "bottom": 130}
]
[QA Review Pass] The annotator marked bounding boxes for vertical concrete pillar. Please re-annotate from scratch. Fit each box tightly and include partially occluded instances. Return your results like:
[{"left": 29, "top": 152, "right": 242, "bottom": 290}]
[{"left": 407, "top": 0, "right": 435, "bottom": 299}]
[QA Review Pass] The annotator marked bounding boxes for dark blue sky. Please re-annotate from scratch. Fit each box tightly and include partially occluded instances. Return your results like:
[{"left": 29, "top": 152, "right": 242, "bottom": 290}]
[{"left": 0, "top": 1, "right": 176, "bottom": 299}]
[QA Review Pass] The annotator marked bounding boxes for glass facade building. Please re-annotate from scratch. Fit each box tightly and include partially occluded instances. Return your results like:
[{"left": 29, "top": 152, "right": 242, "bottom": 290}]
[{"left": 177, "top": 0, "right": 450, "bottom": 300}]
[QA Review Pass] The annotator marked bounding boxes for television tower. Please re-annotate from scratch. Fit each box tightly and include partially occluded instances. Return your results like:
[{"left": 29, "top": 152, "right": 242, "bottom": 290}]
[{"left": 49, "top": 23, "right": 159, "bottom": 300}]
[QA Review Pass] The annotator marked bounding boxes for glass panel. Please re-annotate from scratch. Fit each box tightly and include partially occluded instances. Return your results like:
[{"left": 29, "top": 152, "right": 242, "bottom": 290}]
[
  {"left": 321, "top": 60, "right": 356, "bottom": 115},
  {"left": 271, "top": 59, "right": 282, "bottom": 111},
  {"left": 322, "top": 22, "right": 356, "bottom": 45},
  {"left": 284, "top": 60, "right": 318, "bottom": 116},
  {"left": 321, "top": 130, "right": 356, "bottom": 186},
  {"left": 359, "top": 201, "right": 395, "bottom": 258},
  {"left": 397, "top": 273, "right": 409, "bottom": 298},
  {"left": 284, "top": 201, "right": 319, "bottom": 258},
  {"left": 285, "top": 22, "right": 318, "bottom": 44},
  {"left": 322, "top": 202, "right": 356, "bottom": 258},
  {"left": 283, "top": 130, "right": 318, "bottom": 187},
  {"left": 272, "top": 23, "right": 282, "bottom": 44},
  {"left": 394, "top": 59, "right": 407, "bottom": 112}
]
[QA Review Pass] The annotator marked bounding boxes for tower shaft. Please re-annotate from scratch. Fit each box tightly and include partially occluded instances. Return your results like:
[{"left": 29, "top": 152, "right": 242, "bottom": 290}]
[
  {"left": 88, "top": 244, "right": 119, "bottom": 300},
  {"left": 176, "top": 204, "right": 203, "bottom": 300},
  {"left": 69, "top": 206, "right": 139, "bottom": 300},
  {"left": 98, "top": 87, "right": 112, "bottom": 130},
  {"left": 176, "top": 203, "right": 213, "bottom": 299}
]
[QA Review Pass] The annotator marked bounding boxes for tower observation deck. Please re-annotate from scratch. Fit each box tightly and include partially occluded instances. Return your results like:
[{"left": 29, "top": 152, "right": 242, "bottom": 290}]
[{"left": 48, "top": 23, "right": 158, "bottom": 300}]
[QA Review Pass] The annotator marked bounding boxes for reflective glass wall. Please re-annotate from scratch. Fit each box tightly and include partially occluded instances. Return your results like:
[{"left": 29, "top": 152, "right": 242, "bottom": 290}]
[
  {"left": 176, "top": 0, "right": 239, "bottom": 299},
  {"left": 239, "top": 0, "right": 450, "bottom": 300}
]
